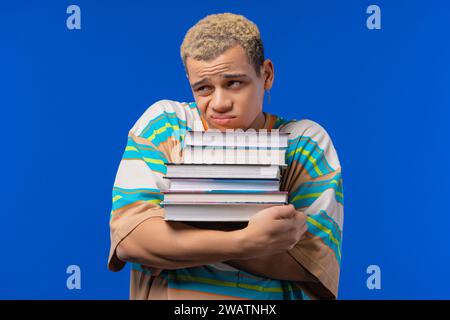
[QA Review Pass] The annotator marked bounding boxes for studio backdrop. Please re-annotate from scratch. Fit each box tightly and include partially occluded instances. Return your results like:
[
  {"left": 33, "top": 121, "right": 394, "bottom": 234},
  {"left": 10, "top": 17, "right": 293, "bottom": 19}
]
[{"left": 1, "top": 0, "right": 449, "bottom": 299}]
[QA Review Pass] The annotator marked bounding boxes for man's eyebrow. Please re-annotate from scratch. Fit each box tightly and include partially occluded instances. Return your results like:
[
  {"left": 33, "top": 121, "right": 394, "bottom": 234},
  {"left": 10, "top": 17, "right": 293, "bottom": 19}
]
[
  {"left": 221, "top": 73, "right": 248, "bottom": 79},
  {"left": 191, "top": 74, "right": 249, "bottom": 88}
]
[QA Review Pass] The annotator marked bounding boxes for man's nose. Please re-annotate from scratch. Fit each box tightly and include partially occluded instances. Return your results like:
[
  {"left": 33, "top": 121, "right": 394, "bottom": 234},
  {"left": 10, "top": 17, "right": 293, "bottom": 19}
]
[{"left": 211, "top": 91, "right": 233, "bottom": 113}]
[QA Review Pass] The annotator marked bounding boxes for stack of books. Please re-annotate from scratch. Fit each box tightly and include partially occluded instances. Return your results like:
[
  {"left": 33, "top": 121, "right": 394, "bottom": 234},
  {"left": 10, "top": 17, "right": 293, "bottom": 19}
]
[{"left": 162, "top": 130, "right": 289, "bottom": 221}]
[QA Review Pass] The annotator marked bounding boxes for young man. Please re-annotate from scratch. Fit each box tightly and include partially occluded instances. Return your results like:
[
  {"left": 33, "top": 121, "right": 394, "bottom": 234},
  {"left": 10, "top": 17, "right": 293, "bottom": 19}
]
[{"left": 108, "top": 13, "right": 344, "bottom": 300}]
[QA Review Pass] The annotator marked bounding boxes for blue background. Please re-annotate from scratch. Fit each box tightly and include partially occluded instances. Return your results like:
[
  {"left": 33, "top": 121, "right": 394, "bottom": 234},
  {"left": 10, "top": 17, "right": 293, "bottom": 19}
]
[{"left": 1, "top": 0, "right": 449, "bottom": 299}]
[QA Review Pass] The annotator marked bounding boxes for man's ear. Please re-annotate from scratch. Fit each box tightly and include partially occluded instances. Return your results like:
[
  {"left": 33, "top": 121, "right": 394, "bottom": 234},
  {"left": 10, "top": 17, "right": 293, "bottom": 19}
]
[{"left": 262, "top": 59, "right": 274, "bottom": 90}]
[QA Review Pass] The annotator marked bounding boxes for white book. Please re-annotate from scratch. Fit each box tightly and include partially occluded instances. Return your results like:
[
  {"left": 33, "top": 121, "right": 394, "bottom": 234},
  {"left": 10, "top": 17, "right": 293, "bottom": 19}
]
[
  {"left": 183, "top": 146, "right": 287, "bottom": 166},
  {"left": 185, "top": 130, "right": 289, "bottom": 148},
  {"left": 163, "top": 202, "right": 283, "bottom": 221},
  {"left": 166, "top": 164, "right": 282, "bottom": 179},
  {"left": 167, "top": 178, "right": 280, "bottom": 192},
  {"left": 163, "top": 191, "right": 288, "bottom": 203}
]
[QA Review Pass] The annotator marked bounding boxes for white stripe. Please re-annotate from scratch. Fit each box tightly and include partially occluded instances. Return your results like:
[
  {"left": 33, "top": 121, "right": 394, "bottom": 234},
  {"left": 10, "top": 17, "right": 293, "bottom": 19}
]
[
  {"left": 114, "top": 160, "right": 169, "bottom": 190},
  {"left": 304, "top": 188, "right": 344, "bottom": 231},
  {"left": 282, "top": 119, "right": 341, "bottom": 171},
  {"left": 130, "top": 99, "right": 204, "bottom": 136}
]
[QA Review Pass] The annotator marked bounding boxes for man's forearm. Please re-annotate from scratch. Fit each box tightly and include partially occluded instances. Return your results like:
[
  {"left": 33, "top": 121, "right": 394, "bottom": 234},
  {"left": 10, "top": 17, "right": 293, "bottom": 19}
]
[
  {"left": 225, "top": 251, "right": 318, "bottom": 283},
  {"left": 116, "top": 217, "right": 246, "bottom": 269}
]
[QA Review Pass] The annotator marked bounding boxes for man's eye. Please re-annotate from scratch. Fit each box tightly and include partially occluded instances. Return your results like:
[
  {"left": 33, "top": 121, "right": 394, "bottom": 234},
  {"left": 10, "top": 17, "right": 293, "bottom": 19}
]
[
  {"left": 228, "top": 81, "right": 242, "bottom": 88},
  {"left": 197, "top": 86, "right": 209, "bottom": 92}
]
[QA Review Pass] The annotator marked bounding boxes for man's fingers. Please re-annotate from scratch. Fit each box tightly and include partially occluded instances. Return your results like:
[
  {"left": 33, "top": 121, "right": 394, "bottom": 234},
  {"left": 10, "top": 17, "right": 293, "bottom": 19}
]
[{"left": 272, "top": 204, "right": 296, "bottom": 220}]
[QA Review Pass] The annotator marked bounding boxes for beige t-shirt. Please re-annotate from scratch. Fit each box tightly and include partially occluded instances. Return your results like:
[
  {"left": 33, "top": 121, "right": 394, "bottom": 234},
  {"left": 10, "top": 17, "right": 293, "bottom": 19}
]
[{"left": 108, "top": 99, "right": 344, "bottom": 300}]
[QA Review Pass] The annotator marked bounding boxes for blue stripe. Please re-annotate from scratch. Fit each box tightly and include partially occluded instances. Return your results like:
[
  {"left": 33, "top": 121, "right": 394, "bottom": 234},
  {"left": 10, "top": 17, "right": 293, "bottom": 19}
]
[
  {"left": 130, "top": 264, "right": 305, "bottom": 299},
  {"left": 273, "top": 116, "right": 290, "bottom": 129},
  {"left": 127, "top": 137, "right": 167, "bottom": 158},
  {"left": 306, "top": 213, "right": 342, "bottom": 263},
  {"left": 140, "top": 112, "right": 188, "bottom": 146},
  {"left": 112, "top": 187, "right": 163, "bottom": 211},
  {"left": 286, "top": 136, "right": 334, "bottom": 178},
  {"left": 166, "top": 270, "right": 286, "bottom": 300},
  {"left": 188, "top": 101, "right": 198, "bottom": 109},
  {"left": 301, "top": 172, "right": 342, "bottom": 186},
  {"left": 309, "top": 210, "right": 342, "bottom": 241},
  {"left": 289, "top": 173, "right": 344, "bottom": 207},
  {"left": 122, "top": 137, "right": 168, "bottom": 173}
]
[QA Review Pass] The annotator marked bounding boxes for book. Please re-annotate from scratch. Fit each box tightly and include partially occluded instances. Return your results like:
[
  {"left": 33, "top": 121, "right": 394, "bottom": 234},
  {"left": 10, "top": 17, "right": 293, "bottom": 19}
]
[
  {"left": 165, "top": 163, "right": 282, "bottom": 179},
  {"left": 163, "top": 191, "right": 288, "bottom": 203},
  {"left": 185, "top": 130, "right": 289, "bottom": 148},
  {"left": 163, "top": 202, "right": 284, "bottom": 221},
  {"left": 166, "top": 178, "right": 280, "bottom": 192},
  {"left": 183, "top": 146, "right": 287, "bottom": 165},
  {"left": 161, "top": 130, "right": 290, "bottom": 221}
]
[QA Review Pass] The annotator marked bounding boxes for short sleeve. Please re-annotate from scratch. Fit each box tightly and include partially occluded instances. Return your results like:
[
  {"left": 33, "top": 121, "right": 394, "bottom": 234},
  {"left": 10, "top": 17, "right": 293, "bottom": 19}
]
[
  {"left": 281, "top": 120, "right": 344, "bottom": 299},
  {"left": 108, "top": 100, "right": 187, "bottom": 272}
]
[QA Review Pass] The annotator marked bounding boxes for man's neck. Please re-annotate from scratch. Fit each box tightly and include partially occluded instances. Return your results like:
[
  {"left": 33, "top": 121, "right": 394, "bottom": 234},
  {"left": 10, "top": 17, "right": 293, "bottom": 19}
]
[{"left": 247, "top": 112, "right": 266, "bottom": 130}]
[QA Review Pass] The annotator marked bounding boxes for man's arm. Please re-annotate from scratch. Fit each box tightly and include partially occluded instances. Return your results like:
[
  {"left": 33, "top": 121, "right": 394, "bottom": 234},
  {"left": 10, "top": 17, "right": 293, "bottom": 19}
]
[
  {"left": 116, "top": 204, "right": 304, "bottom": 270},
  {"left": 223, "top": 210, "right": 316, "bottom": 283},
  {"left": 116, "top": 217, "right": 246, "bottom": 269},
  {"left": 224, "top": 251, "right": 318, "bottom": 282}
]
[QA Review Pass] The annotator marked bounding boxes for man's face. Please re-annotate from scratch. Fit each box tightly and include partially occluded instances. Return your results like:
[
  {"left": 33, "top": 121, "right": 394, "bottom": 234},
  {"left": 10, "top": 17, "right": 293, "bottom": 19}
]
[{"left": 186, "top": 45, "right": 273, "bottom": 131}]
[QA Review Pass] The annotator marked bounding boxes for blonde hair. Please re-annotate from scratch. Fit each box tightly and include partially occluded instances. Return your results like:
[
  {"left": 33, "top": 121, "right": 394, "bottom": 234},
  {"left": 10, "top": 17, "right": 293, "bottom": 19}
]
[{"left": 180, "top": 13, "right": 265, "bottom": 76}]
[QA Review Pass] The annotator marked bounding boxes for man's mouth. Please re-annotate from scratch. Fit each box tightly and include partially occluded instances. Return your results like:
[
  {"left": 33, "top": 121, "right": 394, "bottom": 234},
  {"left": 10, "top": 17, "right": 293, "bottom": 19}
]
[{"left": 210, "top": 115, "right": 236, "bottom": 126}]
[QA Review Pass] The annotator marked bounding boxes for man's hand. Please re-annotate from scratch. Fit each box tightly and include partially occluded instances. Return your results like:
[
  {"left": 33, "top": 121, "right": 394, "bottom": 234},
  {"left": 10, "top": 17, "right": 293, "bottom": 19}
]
[
  {"left": 239, "top": 204, "right": 308, "bottom": 259},
  {"left": 222, "top": 205, "right": 313, "bottom": 282}
]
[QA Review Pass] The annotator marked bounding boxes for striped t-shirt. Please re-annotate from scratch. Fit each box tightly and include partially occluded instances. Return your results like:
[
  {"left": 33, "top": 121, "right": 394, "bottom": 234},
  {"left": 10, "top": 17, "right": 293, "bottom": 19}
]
[{"left": 108, "top": 99, "right": 344, "bottom": 300}]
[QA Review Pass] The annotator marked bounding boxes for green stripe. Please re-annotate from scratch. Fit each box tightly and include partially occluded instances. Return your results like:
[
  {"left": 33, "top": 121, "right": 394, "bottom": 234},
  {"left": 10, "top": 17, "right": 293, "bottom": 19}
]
[
  {"left": 289, "top": 172, "right": 344, "bottom": 207},
  {"left": 286, "top": 136, "right": 334, "bottom": 178},
  {"left": 112, "top": 187, "right": 162, "bottom": 211}
]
